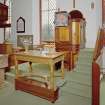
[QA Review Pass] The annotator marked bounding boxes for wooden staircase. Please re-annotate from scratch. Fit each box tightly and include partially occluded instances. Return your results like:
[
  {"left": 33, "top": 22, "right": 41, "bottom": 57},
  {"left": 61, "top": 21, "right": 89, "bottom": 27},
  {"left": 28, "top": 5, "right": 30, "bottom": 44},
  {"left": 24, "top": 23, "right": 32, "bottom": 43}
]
[
  {"left": 61, "top": 48, "right": 93, "bottom": 101},
  {"left": 5, "top": 49, "right": 93, "bottom": 105}
]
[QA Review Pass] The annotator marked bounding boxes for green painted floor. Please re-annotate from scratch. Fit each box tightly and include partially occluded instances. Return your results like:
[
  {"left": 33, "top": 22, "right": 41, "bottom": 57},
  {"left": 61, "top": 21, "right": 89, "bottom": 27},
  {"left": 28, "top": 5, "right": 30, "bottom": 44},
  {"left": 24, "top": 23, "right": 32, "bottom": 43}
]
[
  {"left": 0, "top": 63, "right": 92, "bottom": 105},
  {"left": 1, "top": 48, "right": 104, "bottom": 105},
  {"left": 0, "top": 78, "right": 104, "bottom": 105},
  {"left": 0, "top": 72, "right": 91, "bottom": 105}
]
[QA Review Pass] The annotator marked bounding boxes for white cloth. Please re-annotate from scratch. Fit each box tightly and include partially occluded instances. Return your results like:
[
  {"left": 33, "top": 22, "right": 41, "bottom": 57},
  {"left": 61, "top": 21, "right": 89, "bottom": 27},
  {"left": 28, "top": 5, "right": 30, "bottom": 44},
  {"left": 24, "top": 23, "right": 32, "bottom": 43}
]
[{"left": 0, "top": 54, "right": 8, "bottom": 69}]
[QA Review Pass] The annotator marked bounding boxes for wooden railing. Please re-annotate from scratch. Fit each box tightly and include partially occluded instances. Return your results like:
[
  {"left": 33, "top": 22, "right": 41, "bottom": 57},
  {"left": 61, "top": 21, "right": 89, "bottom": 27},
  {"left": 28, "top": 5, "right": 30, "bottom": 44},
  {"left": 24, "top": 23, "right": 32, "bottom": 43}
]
[
  {"left": 92, "top": 28, "right": 105, "bottom": 105},
  {"left": 93, "top": 29, "right": 104, "bottom": 61}
]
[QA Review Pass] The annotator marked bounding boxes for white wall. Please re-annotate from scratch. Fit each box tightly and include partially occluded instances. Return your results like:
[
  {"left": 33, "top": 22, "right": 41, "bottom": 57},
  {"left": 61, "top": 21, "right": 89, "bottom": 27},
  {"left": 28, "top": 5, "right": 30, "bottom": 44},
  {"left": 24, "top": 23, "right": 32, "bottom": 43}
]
[
  {"left": 11, "top": 0, "right": 33, "bottom": 46},
  {"left": 0, "top": 0, "right": 4, "bottom": 3},
  {"left": 11, "top": 0, "right": 40, "bottom": 46},
  {"left": 56, "top": 0, "right": 102, "bottom": 48},
  {"left": 56, "top": 0, "right": 73, "bottom": 12},
  {"left": 0, "top": 0, "right": 102, "bottom": 48},
  {"left": 76, "top": 0, "right": 96, "bottom": 48},
  {"left": 96, "top": 0, "right": 102, "bottom": 28}
]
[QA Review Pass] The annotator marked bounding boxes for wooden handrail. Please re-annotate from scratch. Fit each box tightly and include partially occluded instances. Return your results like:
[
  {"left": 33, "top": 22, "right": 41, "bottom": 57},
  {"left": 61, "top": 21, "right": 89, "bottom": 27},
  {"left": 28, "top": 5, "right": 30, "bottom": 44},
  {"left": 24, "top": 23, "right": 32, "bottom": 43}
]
[
  {"left": 92, "top": 28, "right": 105, "bottom": 105},
  {"left": 92, "top": 61, "right": 100, "bottom": 105},
  {"left": 93, "top": 28, "right": 104, "bottom": 61}
]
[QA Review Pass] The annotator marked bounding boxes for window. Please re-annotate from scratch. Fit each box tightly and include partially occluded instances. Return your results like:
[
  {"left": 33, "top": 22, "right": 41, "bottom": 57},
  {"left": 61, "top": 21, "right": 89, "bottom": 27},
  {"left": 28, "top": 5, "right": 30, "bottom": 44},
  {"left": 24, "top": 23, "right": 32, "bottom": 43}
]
[{"left": 41, "top": 0, "right": 56, "bottom": 41}]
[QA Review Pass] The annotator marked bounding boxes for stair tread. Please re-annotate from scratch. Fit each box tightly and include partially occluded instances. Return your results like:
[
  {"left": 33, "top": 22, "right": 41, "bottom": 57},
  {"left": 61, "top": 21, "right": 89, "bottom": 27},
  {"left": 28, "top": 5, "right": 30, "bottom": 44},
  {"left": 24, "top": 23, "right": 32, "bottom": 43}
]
[
  {"left": 78, "top": 54, "right": 93, "bottom": 58},
  {"left": 79, "top": 48, "right": 94, "bottom": 53},
  {"left": 61, "top": 82, "right": 91, "bottom": 98},
  {"left": 77, "top": 58, "right": 93, "bottom": 62},
  {"left": 75, "top": 65, "right": 92, "bottom": 69},
  {"left": 74, "top": 70, "right": 91, "bottom": 75},
  {"left": 63, "top": 81, "right": 91, "bottom": 91},
  {"left": 59, "top": 90, "right": 92, "bottom": 105},
  {"left": 77, "top": 62, "right": 92, "bottom": 66},
  {"left": 66, "top": 71, "right": 92, "bottom": 86}
]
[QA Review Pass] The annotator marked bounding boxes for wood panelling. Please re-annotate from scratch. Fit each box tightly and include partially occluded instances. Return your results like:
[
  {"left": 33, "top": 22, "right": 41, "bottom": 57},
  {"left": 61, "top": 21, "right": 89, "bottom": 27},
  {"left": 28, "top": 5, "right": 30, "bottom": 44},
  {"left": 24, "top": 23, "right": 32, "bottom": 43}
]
[
  {"left": 0, "top": 43, "right": 12, "bottom": 54},
  {"left": 55, "top": 26, "right": 74, "bottom": 70},
  {"left": 55, "top": 26, "right": 70, "bottom": 42}
]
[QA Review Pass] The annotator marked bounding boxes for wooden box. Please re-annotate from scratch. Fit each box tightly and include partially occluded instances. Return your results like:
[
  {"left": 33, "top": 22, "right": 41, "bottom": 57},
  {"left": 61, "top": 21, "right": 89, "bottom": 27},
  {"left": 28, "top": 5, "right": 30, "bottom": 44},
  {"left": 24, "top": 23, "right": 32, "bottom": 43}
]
[{"left": 15, "top": 77, "right": 59, "bottom": 103}]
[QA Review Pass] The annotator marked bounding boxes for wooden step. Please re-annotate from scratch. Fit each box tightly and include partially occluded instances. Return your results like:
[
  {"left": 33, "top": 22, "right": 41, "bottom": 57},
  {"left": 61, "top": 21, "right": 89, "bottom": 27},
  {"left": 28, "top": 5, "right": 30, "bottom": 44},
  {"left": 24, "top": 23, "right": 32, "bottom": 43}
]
[
  {"left": 74, "top": 68, "right": 91, "bottom": 75},
  {"left": 61, "top": 81, "right": 92, "bottom": 98},
  {"left": 59, "top": 90, "right": 92, "bottom": 105},
  {"left": 66, "top": 71, "right": 92, "bottom": 86}
]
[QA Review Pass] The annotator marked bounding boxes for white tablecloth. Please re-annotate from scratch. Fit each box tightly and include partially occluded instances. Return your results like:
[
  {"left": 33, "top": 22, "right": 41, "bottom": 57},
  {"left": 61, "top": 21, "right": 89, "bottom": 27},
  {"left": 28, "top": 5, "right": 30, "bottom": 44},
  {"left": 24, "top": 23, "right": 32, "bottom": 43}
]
[{"left": 0, "top": 54, "right": 8, "bottom": 69}]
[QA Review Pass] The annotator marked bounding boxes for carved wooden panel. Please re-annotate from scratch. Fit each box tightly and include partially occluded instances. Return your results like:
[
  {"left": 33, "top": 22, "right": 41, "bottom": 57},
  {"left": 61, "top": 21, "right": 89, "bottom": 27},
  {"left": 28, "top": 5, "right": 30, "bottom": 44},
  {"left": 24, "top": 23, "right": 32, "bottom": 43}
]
[
  {"left": 55, "top": 41, "right": 74, "bottom": 70},
  {"left": 0, "top": 3, "right": 8, "bottom": 22},
  {"left": 55, "top": 26, "right": 71, "bottom": 42}
]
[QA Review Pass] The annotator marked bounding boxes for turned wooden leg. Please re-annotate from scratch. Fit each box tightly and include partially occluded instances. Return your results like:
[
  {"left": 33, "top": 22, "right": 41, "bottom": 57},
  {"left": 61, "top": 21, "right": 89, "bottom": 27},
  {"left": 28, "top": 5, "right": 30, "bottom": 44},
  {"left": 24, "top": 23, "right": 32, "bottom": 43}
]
[
  {"left": 61, "top": 60, "right": 64, "bottom": 79},
  {"left": 29, "top": 62, "right": 32, "bottom": 73},
  {"left": 50, "top": 63, "right": 55, "bottom": 90},
  {"left": 15, "top": 60, "right": 19, "bottom": 77},
  {"left": 5, "top": 66, "right": 11, "bottom": 72}
]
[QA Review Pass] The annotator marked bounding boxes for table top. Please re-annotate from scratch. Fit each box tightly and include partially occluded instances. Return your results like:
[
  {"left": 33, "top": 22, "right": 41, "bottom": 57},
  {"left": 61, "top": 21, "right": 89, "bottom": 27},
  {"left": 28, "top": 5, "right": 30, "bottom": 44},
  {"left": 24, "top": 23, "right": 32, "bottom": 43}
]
[{"left": 15, "top": 50, "right": 65, "bottom": 59}]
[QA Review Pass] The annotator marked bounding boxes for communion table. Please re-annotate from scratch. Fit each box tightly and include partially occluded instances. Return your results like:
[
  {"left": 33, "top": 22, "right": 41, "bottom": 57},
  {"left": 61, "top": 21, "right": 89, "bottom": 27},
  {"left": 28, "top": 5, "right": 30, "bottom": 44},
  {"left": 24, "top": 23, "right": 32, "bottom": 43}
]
[{"left": 14, "top": 50, "right": 65, "bottom": 102}]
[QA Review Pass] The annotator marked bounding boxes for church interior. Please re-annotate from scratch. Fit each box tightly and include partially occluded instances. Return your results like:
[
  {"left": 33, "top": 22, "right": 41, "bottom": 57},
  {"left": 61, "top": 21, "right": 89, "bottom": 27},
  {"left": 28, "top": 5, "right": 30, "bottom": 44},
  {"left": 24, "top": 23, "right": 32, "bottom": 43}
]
[{"left": 0, "top": 0, "right": 105, "bottom": 105}]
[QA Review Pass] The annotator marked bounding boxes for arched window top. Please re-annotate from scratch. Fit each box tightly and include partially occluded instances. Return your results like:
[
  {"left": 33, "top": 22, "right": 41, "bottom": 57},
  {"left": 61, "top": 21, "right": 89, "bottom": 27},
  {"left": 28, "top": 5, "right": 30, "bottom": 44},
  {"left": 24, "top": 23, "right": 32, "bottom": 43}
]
[
  {"left": 17, "top": 17, "right": 25, "bottom": 33},
  {"left": 17, "top": 17, "right": 25, "bottom": 23}
]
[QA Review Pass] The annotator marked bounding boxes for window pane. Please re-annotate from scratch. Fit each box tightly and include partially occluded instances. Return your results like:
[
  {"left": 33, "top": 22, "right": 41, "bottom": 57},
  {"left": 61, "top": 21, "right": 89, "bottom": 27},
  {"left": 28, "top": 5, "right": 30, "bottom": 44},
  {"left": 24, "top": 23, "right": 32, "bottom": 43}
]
[
  {"left": 42, "top": 0, "right": 48, "bottom": 10},
  {"left": 5, "top": 28, "right": 11, "bottom": 41},
  {"left": 42, "top": 25, "right": 53, "bottom": 41},
  {"left": 41, "top": 0, "right": 56, "bottom": 41},
  {"left": 49, "top": 0, "right": 56, "bottom": 10}
]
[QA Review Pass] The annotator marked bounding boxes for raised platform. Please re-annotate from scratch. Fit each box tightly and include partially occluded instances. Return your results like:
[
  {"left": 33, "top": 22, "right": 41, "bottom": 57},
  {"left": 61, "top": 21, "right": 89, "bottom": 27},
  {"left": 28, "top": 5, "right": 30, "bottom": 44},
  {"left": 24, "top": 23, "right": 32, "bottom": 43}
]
[{"left": 15, "top": 77, "right": 59, "bottom": 103}]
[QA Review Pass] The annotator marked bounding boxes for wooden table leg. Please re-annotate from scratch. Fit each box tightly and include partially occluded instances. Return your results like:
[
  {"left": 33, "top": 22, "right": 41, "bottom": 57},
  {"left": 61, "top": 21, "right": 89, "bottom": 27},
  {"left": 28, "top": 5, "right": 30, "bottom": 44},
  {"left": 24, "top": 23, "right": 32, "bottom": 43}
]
[
  {"left": 61, "top": 60, "right": 64, "bottom": 79},
  {"left": 50, "top": 63, "right": 55, "bottom": 90},
  {"left": 15, "top": 60, "right": 19, "bottom": 77},
  {"left": 29, "top": 62, "right": 32, "bottom": 73}
]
